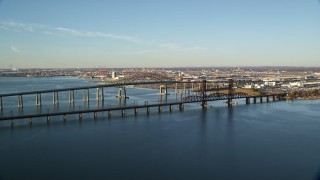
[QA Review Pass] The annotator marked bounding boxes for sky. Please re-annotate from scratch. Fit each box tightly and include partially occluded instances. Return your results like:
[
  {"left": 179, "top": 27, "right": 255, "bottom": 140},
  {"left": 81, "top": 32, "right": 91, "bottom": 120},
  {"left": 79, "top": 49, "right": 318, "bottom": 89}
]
[{"left": 0, "top": 0, "right": 320, "bottom": 68}]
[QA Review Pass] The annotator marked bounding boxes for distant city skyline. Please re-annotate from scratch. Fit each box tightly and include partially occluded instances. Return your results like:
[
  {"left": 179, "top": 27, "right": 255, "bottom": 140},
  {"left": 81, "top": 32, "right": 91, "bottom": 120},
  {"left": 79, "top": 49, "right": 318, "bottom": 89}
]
[{"left": 0, "top": 0, "right": 320, "bottom": 68}]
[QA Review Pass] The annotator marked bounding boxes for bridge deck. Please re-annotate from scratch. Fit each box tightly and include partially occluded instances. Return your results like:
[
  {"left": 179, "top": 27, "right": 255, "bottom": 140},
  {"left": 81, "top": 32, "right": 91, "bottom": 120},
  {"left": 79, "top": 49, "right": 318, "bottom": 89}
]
[
  {"left": 0, "top": 101, "right": 184, "bottom": 121},
  {"left": 0, "top": 94, "right": 286, "bottom": 121}
]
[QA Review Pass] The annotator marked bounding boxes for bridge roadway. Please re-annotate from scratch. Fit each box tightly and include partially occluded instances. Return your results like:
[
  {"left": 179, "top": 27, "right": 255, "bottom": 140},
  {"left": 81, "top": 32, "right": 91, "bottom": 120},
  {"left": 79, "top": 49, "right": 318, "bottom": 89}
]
[
  {"left": 0, "top": 81, "right": 179, "bottom": 97},
  {"left": 0, "top": 93, "right": 286, "bottom": 121}
]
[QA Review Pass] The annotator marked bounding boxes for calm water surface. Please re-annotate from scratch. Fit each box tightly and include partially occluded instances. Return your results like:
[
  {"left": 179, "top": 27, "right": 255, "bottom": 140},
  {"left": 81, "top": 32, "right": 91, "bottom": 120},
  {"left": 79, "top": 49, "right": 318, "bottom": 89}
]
[{"left": 0, "top": 77, "right": 320, "bottom": 180}]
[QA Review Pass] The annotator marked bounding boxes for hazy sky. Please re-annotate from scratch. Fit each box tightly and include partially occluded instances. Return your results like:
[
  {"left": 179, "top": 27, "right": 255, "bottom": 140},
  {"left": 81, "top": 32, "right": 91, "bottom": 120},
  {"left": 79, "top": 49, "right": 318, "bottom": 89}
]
[{"left": 0, "top": 0, "right": 319, "bottom": 68}]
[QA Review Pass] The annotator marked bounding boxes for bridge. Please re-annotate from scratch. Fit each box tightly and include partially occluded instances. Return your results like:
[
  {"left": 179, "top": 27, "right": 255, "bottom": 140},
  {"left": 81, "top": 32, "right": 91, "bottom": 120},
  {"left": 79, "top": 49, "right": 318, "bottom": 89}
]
[{"left": 0, "top": 73, "right": 287, "bottom": 124}]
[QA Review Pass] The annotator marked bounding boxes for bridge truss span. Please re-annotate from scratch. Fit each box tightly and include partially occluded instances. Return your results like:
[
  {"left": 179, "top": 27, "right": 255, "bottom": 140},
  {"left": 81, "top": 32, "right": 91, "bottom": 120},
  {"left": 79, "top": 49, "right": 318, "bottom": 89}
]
[{"left": 182, "top": 92, "right": 249, "bottom": 103}]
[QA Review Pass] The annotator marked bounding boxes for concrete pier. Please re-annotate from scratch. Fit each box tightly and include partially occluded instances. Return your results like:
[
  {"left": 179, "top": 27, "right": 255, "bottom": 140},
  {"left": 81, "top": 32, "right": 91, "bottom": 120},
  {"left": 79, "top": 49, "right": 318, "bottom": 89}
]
[
  {"left": 18, "top": 95, "right": 23, "bottom": 108},
  {"left": 246, "top": 97, "right": 250, "bottom": 104},
  {"left": 134, "top": 108, "right": 138, "bottom": 115},
  {"left": 117, "top": 87, "right": 127, "bottom": 99},
  {"left": 36, "top": 93, "right": 42, "bottom": 106},
  {"left": 160, "top": 85, "right": 167, "bottom": 95},
  {"left": 53, "top": 91, "right": 59, "bottom": 104},
  {"left": 68, "top": 90, "right": 75, "bottom": 103},
  {"left": 179, "top": 103, "right": 184, "bottom": 111},
  {"left": 83, "top": 89, "right": 89, "bottom": 102}
]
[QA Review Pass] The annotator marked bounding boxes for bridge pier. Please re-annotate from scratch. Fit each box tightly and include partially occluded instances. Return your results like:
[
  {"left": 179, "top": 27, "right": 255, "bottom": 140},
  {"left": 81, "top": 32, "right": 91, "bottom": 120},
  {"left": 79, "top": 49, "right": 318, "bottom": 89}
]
[
  {"left": 47, "top": 116, "right": 50, "bottom": 123},
  {"left": 267, "top": 96, "right": 269, "bottom": 103},
  {"left": 169, "top": 105, "right": 173, "bottom": 112},
  {"left": 273, "top": 95, "right": 275, "bottom": 102},
  {"left": 117, "top": 87, "right": 127, "bottom": 99},
  {"left": 53, "top": 91, "right": 59, "bottom": 104},
  {"left": 94, "top": 112, "right": 97, "bottom": 119},
  {"left": 79, "top": 113, "right": 83, "bottom": 120},
  {"left": 108, "top": 110, "right": 112, "bottom": 118},
  {"left": 147, "top": 107, "right": 150, "bottom": 114},
  {"left": 18, "top": 95, "right": 23, "bottom": 108},
  {"left": 83, "top": 89, "right": 89, "bottom": 102},
  {"left": 179, "top": 103, "right": 184, "bottom": 111},
  {"left": 36, "top": 93, "right": 42, "bottom": 106},
  {"left": 260, "top": 96, "right": 263, "bottom": 103},
  {"left": 121, "top": 109, "right": 125, "bottom": 117},
  {"left": 134, "top": 108, "right": 138, "bottom": 115},
  {"left": 160, "top": 85, "right": 168, "bottom": 95},
  {"left": 64, "top": 114, "right": 67, "bottom": 122},
  {"left": 96, "top": 88, "right": 100, "bottom": 100},
  {"left": 175, "top": 83, "right": 178, "bottom": 94},
  {"left": 227, "top": 98, "right": 232, "bottom": 106},
  {"left": 246, "top": 97, "right": 250, "bottom": 104},
  {"left": 158, "top": 106, "right": 162, "bottom": 113},
  {"left": 0, "top": 97, "right": 2, "bottom": 110},
  {"left": 96, "top": 87, "right": 105, "bottom": 101},
  {"left": 29, "top": 118, "right": 32, "bottom": 125},
  {"left": 68, "top": 90, "right": 75, "bottom": 104},
  {"left": 253, "top": 97, "right": 257, "bottom": 104}
]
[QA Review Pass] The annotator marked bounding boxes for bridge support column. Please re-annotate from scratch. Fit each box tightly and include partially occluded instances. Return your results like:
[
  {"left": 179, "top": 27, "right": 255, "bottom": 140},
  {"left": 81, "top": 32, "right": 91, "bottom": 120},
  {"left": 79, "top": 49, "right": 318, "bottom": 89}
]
[
  {"left": 179, "top": 103, "right": 184, "bottom": 111},
  {"left": 267, "top": 96, "right": 269, "bottom": 103},
  {"left": 64, "top": 114, "right": 67, "bottom": 122},
  {"left": 29, "top": 118, "right": 32, "bottom": 125},
  {"left": 69, "top": 90, "right": 74, "bottom": 104},
  {"left": 246, "top": 97, "right": 250, "bottom": 104},
  {"left": 134, "top": 108, "right": 138, "bottom": 115},
  {"left": 83, "top": 89, "right": 89, "bottom": 102},
  {"left": 160, "top": 85, "right": 167, "bottom": 95},
  {"left": 0, "top": 97, "right": 2, "bottom": 110},
  {"left": 260, "top": 96, "right": 263, "bottom": 103},
  {"left": 201, "top": 80, "right": 207, "bottom": 110},
  {"left": 94, "top": 112, "right": 97, "bottom": 119},
  {"left": 96, "top": 88, "right": 100, "bottom": 101},
  {"left": 253, "top": 97, "right": 257, "bottom": 104},
  {"left": 101, "top": 87, "right": 104, "bottom": 101},
  {"left": 184, "top": 83, "right": 186, "bottom": 94},
  {"left": 108, "top": 111, "right": 112, "bottom": 118},
  {"left": 53, "top": 91, "right": 59, "bottom": 104},
  {"left": 227, "top": 98, "right": 232, "bottom": 106},
  {"left": 158, "top": 106, "right": 162, "bottom": 113},
  {"left": 169, "top": 105, "right": 172, "bottom": 112},
  {"left": 123, "top": 87, "right": 127, "bottom": 99},
  {"left": 273, "top": 95, "right": 275, "bottom": 102},
  {"left": 79, "top": 113, "right": 83, "bottom": 120},
  {"left": 47, "top": 116, "right": 50, "bottom": 123},
  {"left": 18, "top": 95, "right": 23, "bottom": 108},
  {"left": 36, "top": 93, "right": 42, "bottom": 106},
  {"left": 147, "top": 107, "right": 150, "bottom": 114},
  {"left": 117, "top": 88, "right": 122, "bottom": 99},
  {"left": 117, "top": 87, "right": 127, "bottom": 99},
  {"left": 175, "top": 83, "right": 178, "bottom": 94},
  {"left": 121, "top": 109, "right": 125, "bottom": 117}
]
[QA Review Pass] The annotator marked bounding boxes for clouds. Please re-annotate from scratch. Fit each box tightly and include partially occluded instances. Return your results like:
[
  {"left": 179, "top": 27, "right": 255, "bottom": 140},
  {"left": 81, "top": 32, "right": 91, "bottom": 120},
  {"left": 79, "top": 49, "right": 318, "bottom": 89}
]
[
  {"left": 0, "top": 21, "right": 142, "bottom": 44},
  {"left": 10, "top": 45, "right": 22, "bottom": 53},
  {"left": 1, "top": 21, "right": 206, "bottom": 51}
]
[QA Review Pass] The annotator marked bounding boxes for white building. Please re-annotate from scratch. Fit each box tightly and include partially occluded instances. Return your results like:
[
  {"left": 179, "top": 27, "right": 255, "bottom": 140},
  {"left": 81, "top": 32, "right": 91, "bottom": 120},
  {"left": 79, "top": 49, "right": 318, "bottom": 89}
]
[
  {"left": 112, "top": 71, "right": 117, "bottom": 79},
  {"left": 289, "top": 82, "right": 303, "bottom": 88}
]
